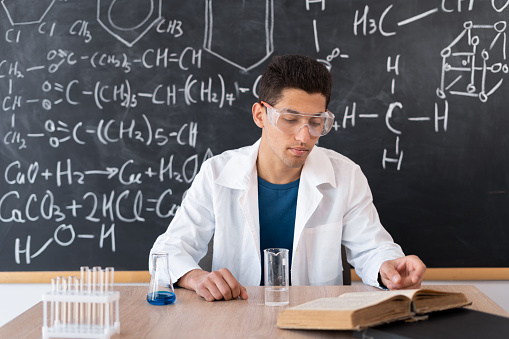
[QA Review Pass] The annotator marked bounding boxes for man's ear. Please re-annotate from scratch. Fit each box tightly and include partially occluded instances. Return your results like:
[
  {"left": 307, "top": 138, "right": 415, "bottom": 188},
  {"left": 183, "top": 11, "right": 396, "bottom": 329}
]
[{"left": 252, "top": 102, "right": 265, "bottom": 128}]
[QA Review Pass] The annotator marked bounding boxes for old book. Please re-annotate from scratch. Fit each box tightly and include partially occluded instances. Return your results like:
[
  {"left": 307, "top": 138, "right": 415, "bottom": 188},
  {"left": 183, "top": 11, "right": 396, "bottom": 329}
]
[{"left": 277, "top": 288, "right": 472, "bottom": 331}]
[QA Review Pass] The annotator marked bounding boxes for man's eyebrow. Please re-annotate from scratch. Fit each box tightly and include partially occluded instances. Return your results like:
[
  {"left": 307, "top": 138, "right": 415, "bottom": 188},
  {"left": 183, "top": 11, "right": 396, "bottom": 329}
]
[
  {"left": 282, "top": 108, "right": 325, "bottom": 117},
  {"left": 282, "top": 108, "right": 325, "bottom": 115}
]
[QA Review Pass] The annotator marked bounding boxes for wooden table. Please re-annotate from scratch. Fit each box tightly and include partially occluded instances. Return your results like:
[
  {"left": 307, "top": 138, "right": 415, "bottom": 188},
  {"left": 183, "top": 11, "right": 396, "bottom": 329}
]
[{"left": 1, "top": 285, "right": 507, "bottom": 338}]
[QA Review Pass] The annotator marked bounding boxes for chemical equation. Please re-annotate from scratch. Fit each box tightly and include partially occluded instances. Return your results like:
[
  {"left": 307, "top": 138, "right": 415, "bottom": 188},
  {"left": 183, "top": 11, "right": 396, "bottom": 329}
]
[
  {"left": 3, "top": 149, "right": 213, "bottom": 187},
  {"left": 3, "top": 146, "right": 213, "bottom": 265}
]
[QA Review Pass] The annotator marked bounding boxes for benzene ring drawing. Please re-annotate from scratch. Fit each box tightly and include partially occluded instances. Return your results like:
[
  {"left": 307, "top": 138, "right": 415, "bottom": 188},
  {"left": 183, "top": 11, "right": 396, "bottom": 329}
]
[
  {"left": 2, "top": 0, "right": 55, "bottom": 25},
  {"left": 97, "top": 0, "right": 162, "bottom": 47},
  {"left": 437, "top": 21, "right": 508, "bottom": 103},
  {"left": 204, "top": 0, "right": 274, "bottom": 72}
]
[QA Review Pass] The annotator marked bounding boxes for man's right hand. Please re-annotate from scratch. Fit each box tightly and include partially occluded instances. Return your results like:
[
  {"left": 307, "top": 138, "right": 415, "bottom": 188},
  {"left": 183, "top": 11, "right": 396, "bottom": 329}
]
[{"left": 177, "top": 268, "right": 248, "bottom": 302}]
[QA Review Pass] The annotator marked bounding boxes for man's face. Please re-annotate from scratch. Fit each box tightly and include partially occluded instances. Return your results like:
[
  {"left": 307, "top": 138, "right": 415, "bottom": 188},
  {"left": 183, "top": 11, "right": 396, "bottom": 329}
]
[{"left": 260, "top": 88, "right": 327, "bottom": 170}]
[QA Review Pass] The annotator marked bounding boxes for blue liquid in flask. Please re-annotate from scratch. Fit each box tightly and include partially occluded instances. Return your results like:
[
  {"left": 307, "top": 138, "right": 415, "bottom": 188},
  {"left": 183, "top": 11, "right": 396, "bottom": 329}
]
[{"left": 147, "top": 291, "right": 176, "bottom": 305}]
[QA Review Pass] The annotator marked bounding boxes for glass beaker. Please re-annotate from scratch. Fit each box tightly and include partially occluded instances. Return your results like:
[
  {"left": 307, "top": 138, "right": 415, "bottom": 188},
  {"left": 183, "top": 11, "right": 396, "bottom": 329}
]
[
  {"left": 147, "top": 252, "right": 176, "bottom": 305},
  {"left": 263, "top": 248, "right": 289, "bottom": 306}
]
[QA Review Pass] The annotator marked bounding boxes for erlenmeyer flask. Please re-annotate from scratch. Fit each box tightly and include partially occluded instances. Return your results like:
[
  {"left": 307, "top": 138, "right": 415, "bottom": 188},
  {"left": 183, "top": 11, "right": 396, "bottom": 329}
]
[{"left": 147, "top": 252, "right": 176, "bottom": 305}]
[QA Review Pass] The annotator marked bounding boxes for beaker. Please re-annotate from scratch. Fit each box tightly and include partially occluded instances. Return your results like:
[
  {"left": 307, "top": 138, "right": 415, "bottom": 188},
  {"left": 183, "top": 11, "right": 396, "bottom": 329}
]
[
  {"left": 263, "top": 248, "right": 289, "bottom": 306},
  {"left": 147, "top": 252, "right": 176, "bottom": 305}
]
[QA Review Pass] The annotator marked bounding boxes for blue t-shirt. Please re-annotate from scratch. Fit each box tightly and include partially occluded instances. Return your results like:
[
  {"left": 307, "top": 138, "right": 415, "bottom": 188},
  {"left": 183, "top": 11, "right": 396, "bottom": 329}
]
[{"left": 258, "top": 176, "right": 299, "bottom": 285}]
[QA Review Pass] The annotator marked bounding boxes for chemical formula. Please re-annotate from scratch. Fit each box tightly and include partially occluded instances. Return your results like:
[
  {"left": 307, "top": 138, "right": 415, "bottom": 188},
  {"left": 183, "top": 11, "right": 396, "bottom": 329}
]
[{"left": 1, "top": 0, "right": 508, "bottom": 270}]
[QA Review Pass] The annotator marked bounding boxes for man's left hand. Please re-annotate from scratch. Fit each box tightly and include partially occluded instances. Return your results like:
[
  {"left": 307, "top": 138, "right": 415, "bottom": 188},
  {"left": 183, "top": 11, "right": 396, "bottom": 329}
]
[{"left": 379, "top": 255, "right": 426, "bottom": 290}]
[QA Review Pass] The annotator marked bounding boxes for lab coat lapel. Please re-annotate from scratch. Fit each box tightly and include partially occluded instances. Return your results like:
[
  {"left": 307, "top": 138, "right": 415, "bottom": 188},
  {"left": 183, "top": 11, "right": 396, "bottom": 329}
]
[
  {"left": 238, "top": 173, "right": 260, "bottom": 261},
  {"left": 215, "top": 140, "right": 261, "bottom": 262},
  {"left": 292, "top": 147, "right": 336, "bottom": 284}
]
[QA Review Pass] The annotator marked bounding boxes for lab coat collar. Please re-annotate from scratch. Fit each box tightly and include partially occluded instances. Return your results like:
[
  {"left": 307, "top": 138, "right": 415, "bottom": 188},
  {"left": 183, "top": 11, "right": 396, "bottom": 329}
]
[
  {"left": 215, "top": 139, "right": 261, "bottom": 189},
  {"left": 215, "top": 139, "right": 337, "bottom": 189}
]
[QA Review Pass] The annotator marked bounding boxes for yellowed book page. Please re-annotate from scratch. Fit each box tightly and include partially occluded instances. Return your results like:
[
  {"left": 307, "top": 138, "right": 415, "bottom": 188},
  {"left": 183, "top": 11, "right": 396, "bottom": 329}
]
[
  {"left": 289, "top": 289, "right": 420, "bottom": 312},
  {"left": 333, "top": 289, "right": 420, "bottom": 309}
]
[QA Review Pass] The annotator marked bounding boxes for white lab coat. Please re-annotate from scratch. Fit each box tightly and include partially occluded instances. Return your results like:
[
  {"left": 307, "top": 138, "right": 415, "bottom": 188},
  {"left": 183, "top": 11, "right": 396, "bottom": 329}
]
[{"left": 150, "top": 140, "right": 404, "bottom": 287}]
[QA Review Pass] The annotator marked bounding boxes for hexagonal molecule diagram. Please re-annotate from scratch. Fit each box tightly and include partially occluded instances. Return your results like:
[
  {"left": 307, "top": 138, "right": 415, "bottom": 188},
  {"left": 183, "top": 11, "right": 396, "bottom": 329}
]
[
  {"left": 97, "top": 0, "right": 162, "bottom": 47},
  {"left": 204, "top": 0, "right": 274, "bottom": 72},
  {"left": 1, "top": 0, "right": 55, "bottom": 25},
  {"left": 437, "top": 21, "right": 508, "bottom": 103}
]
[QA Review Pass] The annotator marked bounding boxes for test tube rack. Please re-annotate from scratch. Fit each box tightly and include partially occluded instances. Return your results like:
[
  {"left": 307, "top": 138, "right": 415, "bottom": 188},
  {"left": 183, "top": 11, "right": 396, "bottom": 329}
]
[{"left": 41, "top": 267, "right": 120, "bottom": 339}]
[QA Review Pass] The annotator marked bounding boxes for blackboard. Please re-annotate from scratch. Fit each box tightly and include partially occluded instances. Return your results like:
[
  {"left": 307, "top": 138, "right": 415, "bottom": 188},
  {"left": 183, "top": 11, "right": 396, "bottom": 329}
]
[{"left": 1, "top": 0, "right": 508, "bottom": 273}]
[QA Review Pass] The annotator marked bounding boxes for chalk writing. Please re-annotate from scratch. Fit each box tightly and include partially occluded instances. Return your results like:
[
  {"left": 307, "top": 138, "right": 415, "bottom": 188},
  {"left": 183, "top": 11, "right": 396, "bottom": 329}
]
[{"left": 1, "top": 1, "right": 508, "bottom": 271}]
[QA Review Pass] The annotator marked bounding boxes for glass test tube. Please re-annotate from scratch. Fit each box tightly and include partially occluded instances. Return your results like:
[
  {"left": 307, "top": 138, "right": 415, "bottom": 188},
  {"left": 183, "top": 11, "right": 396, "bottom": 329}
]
[
  {"left": 55, "top": 276, "right": 64, "bottom": 327},
  {"left": 105, "top": 267, "right": 114, "bottom": 327},
  {"left": 92, "top": 266, "right": 100, "bottom": 327},
  {"left": 80, "top": 267, "right": 87, "bottom": 330},
  {"left": 86, "top": 267, "right": 92, "bottom": 329},
  {"left": 61, "top": 276, "right": 69, "bottom": 329},
  {"left": 70, "top": 276, "right": 79, "bottom": 331},
  {"left": 105, "top": 267, "right": 114, "bottom": 291},
  {"left": 50, "top": 278, "right": 56, "bottom": 328},
  {"left": 99, "top": 268, "right": 105, "bottom": 327}
]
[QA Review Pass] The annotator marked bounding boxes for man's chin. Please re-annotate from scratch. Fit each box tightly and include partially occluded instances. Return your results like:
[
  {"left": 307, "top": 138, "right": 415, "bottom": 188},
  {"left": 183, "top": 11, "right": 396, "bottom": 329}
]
[{"left": 282, "top": 156, "right": 307, "bottom": 169}]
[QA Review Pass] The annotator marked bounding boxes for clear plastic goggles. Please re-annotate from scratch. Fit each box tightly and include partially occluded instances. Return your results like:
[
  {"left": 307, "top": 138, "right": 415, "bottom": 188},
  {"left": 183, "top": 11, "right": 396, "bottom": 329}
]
[{"left": 261, "top": 101, "right": 335, "bottom": 137}]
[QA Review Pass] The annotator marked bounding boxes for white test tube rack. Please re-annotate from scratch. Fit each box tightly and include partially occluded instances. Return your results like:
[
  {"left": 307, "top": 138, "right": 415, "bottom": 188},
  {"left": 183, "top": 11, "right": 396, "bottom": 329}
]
[{"left": 41, "top": 267, "right": 120, "bottom": 339}]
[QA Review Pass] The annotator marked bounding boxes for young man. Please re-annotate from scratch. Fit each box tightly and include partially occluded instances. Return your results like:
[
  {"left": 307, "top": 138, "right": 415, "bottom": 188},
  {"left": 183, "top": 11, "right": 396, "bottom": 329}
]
[{"left": 150, "top": 55, "right": 426, "bottom": 301}]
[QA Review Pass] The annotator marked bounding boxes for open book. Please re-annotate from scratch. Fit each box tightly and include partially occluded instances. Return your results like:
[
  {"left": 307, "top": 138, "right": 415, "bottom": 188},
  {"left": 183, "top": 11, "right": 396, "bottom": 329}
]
[{"left": 277, "top": 289, "right": 472, "bottom": 331}]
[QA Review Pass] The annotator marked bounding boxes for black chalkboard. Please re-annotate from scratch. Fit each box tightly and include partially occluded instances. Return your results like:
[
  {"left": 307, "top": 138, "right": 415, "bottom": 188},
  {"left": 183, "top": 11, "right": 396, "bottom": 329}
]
[{"left": 1, "top": 0, "right": 508, "bottom": 272}]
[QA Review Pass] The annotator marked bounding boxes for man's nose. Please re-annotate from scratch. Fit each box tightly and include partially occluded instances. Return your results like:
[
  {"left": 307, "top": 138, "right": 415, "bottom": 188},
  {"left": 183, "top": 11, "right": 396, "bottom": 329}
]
[{"left": 295, "top": 124, "right": 312, "bottom": 143}]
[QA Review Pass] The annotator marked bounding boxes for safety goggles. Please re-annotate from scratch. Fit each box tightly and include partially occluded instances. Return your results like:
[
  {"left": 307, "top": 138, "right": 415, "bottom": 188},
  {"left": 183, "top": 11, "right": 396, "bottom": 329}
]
[{"left": 261, "top": 101, "right": 335, "bottom": 137}]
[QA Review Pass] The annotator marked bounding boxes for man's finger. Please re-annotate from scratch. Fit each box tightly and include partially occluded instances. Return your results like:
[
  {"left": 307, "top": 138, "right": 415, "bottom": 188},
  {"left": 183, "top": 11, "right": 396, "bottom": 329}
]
[
  {"left": 196, "top": 284, "right": 218, "bottom": 302},
  {"left": 382, "top": 263, "right": 401, "bottom": 283},
  {"left": 239, "top": 286, "right": 249, "bottom": 300},
  {"left": 196, "top": 272, "right": 227, "bottom": 301},
  {"left": 211, "top": 276, "right": 234, "bottom": 300},
  {"left": 206, "top": 271, "right": 235, "bottom": 300},
  {"left": 219, "top": 268, "right": 243, "bottom": 299},
  {"left": 389, "top": 270, "right": 423, "bottom": 289}
]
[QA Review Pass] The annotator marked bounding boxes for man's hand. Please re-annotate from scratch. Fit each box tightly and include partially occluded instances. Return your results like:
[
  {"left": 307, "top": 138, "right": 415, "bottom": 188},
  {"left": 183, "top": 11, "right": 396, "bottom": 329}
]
[
  {"left": 177, "top": 268, "right": 248, "bottom": 301},
  {"left": 379, "top": 255, "right": 426, "bottom": 290}
]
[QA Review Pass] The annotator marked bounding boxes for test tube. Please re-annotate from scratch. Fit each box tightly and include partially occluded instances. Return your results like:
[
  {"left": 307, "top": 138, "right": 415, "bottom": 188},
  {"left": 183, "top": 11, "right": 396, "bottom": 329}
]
[
  {"left": 91, "top": 267, "right": 96, "bottom": 294},
  {"left": 70, "top": 276, "right": 79, "bottom": 331},
  {"left": 105, "top": 267, "right": 114, "bottom": 291},
  {"left": 50, "top": 278, "right": 56, "bottom": 328},
  {"left": 61, "top": 277, "right": 68, "bottom": 329},
  {"left": 89, "top": 268, "right": 93, "bottom": 329},
  {"left": 99, "top": 268, "right": 105, "bottom": 294},
  {"left": 55, "top": 276, "right": 63, "bottom": 327},
  {"left": 80, "top": 267, "right": 88, "bottom": 331},
  {"left": 83, "top": 267, "right": 92, "bottom": 329},
  {"left": 99, "top": 268, "right": 105, "bottom": 327},
  {"left": 80, "top": 267, "right": 87, "bottom": 291},
  {"left": 92, "top": 267, "right": 100, "bottom": 327},
  {"left": 105, "top": 267, "right": 114, "bottom": 327}
]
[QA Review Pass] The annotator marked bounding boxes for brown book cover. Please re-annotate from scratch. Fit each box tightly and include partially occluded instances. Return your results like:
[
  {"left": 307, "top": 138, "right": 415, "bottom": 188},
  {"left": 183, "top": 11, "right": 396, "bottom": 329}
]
[{"left": 277, "top": 289, "right": 472, "bottom": 331}]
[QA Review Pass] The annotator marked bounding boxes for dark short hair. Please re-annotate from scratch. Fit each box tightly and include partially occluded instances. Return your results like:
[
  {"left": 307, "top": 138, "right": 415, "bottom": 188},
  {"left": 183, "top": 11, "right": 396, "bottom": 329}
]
[{"left": 258, "top": 54, "right": 332, "bottom": 108}]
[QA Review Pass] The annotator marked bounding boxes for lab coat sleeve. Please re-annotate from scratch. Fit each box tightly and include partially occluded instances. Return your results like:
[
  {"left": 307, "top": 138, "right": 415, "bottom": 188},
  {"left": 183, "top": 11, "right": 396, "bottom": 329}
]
[
  {"left": 341, "top": 165, "right": 405, "bottom": 288},
  {"left": 149, "top": 159, "right": 216, "bottom": 284}
]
